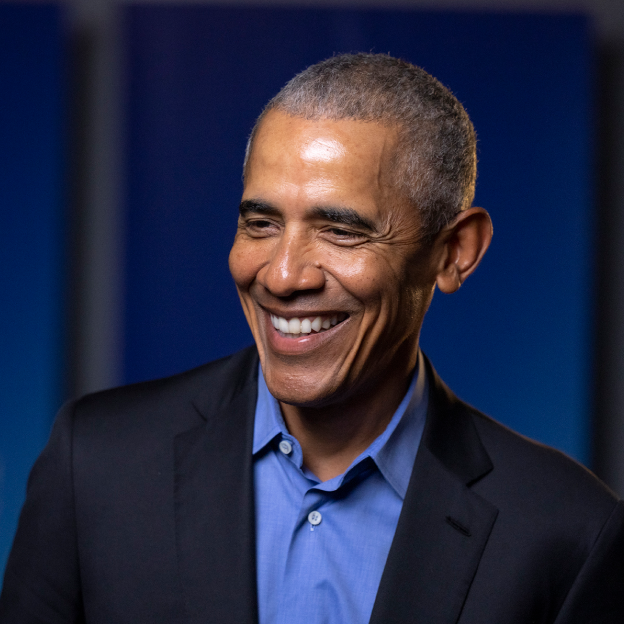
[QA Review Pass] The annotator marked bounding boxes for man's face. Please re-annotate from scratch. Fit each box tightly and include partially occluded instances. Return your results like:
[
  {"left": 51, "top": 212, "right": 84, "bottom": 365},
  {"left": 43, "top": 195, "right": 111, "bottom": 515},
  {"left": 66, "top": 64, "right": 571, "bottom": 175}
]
[{"left": 229, "top": 110, "right": 438, "bottom": 407}]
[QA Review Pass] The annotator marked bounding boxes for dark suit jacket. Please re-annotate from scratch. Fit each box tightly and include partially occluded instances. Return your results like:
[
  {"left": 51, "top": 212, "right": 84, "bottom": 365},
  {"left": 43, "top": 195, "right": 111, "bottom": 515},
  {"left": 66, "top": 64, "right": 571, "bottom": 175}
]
[{"left": 1, "top": 346, "right": 623, "bottom": 623}]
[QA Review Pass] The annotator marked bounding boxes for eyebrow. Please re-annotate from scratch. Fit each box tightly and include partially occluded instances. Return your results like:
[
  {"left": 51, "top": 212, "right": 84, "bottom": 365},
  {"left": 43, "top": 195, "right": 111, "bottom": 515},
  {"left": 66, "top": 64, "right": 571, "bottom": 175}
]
[
  {"left": 239, "top": 200, "right": 281, "bottom": 218},
  {"left": 239, "top": 200, "right": 377, "bottom": 233},
  {"left": 310, "top": 206, "right": 377, "bottom": 232}
]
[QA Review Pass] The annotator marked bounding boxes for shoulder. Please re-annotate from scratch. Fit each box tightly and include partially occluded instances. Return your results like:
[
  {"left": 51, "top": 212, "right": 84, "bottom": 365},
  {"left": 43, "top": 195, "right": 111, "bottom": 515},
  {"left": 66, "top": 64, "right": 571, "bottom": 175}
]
[
  {"left": 467, "top": 405, "right": 624, "bottom": 616},
  {"left": 423, "top": 352, "right": 619, "bottom": 531},
  {"left": 466, "top": 403, "right": 619, "bottom": 529},
  {"left": 40, "top": 346, "right": 259, "bottom": 527},
  {"left": 61, "top": 345, "right": 259, "bottom": 445},
  {"left": 423, "top": 352, "right": 619, "bottom": 517}
]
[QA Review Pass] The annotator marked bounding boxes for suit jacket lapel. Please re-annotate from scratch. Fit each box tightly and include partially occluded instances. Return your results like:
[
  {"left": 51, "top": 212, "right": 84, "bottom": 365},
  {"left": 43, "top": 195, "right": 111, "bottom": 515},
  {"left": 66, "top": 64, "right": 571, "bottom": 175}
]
[
  {"left": 370, "top": 355, "right": 499, "bottom": 624},
  {"left": 174, "top": 347, "right": 259, "bottom": 624}
]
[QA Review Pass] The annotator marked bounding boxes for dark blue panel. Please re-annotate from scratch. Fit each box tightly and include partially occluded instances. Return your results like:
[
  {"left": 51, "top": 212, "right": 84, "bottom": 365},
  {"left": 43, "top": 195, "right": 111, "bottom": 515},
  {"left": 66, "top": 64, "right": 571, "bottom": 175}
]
[
  {"left": 0, "top": 5, "right": 66, "bottom": 580},
  {"left": 124, "top": 8, "right": 592, "bottom": 464}
]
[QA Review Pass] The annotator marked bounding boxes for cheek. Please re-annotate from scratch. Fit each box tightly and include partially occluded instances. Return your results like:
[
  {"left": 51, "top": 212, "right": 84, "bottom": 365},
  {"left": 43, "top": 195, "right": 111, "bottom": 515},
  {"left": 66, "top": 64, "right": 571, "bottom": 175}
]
[
  {"left": 338, "top": 254, "right": 428, "bottom": 336},
  {"left": 329, "top": 251, "right": 402, "bottom": 308},
  {"left": 229, "top": 238, "right": 262, "bottom": 290},
  {"left": 323, "top": 248, "right": 379, "bottom": 294}
]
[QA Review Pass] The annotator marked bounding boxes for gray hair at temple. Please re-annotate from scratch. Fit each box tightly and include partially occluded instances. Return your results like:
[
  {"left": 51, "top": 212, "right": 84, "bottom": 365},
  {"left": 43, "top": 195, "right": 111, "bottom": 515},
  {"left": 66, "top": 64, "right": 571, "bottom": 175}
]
[{"left": 243, "top": 53, "right": 477, "bottom": 239}]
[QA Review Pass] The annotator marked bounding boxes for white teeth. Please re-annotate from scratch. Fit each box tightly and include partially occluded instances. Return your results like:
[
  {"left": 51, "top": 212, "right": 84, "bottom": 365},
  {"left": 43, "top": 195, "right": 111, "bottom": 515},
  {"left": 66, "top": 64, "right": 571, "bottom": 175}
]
[{"left": 270, "top": 313, "right": 346, "bottom": 336}]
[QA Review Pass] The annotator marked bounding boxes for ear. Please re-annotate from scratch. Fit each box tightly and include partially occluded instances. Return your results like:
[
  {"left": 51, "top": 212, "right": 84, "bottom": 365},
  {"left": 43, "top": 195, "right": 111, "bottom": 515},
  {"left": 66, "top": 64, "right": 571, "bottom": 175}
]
[{"left": 434, "top": 207, "right": 493, "bottom": 294}]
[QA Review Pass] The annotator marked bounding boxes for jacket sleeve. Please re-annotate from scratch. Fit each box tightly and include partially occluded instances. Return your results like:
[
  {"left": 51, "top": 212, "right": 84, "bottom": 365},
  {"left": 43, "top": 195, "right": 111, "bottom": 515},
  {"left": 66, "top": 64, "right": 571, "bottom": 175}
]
[
  {"left": 0, "top": 401, "right": 85, "bottom": 623},
  {"left": 553, "top": 499, "right": 624, "bottom": 623}
]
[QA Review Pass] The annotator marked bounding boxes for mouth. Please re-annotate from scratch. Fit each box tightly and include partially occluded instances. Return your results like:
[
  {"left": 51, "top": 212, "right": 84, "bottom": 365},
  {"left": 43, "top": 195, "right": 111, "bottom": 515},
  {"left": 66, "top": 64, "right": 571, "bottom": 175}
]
[{"left": 268, "top": 312, "right": 348, "bottom": 338}]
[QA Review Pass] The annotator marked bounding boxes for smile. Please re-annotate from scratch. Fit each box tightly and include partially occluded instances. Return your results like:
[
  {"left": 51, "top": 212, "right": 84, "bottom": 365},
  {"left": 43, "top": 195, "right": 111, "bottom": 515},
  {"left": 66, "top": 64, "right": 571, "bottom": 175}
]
[{"left": 269, "top": 313, "right": 348, "bottom": 337}]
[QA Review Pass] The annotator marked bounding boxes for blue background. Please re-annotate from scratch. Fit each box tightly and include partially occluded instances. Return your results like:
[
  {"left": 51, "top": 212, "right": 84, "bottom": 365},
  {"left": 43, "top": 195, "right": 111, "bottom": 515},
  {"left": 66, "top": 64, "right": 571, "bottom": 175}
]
[{"left": 0, "top": 4, "right": 66, "bottom": 580}]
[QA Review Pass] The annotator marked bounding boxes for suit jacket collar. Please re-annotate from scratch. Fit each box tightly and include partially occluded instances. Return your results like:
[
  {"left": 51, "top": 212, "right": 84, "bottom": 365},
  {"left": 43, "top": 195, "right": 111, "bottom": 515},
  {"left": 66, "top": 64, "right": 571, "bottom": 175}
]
[
  {"left": 174, "top": 348, "right": 498, "bottom": 624},
  {"left": 370, "top": 354, "right": 498, "bottom": 624},
  {"left": 420, "top": 353, "right": 494, "bottom": 485}
]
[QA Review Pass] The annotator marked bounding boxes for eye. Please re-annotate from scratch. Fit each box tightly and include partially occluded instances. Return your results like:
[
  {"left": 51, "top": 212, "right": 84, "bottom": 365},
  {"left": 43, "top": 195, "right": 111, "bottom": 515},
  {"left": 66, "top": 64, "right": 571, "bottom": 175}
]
[
  {"left": 241, "top": 218, "right": 280, "bottom": 237},
  {"left": 321, "top": 226, "right": 368, "bottom": 246},
  {"left": 329, "top": 227, "right": 353, "bottom": 236},
  {"left": 249, "top": 219, "right": 272, "bottom": 229}
]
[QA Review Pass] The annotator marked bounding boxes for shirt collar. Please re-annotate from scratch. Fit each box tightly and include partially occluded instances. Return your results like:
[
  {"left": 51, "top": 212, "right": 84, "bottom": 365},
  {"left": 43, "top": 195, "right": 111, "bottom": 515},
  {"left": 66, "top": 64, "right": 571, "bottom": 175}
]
[
  {"left": 252, "top": 351, "right": 428, "bottom": 499},
  {"left": 252, "top": 367, "right": 285, "bottom": 455}
]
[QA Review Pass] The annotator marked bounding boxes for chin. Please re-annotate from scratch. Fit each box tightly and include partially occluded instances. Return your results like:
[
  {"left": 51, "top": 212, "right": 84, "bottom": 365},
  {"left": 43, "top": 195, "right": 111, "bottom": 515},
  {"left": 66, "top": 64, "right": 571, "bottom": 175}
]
[{"left": 262, "top": 364, "right": 345, "bottom": 408}]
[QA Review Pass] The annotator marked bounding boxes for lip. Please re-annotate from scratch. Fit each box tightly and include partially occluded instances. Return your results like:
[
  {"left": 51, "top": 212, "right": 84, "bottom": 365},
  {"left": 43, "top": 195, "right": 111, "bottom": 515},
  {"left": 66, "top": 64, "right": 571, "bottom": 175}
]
[{"left": 260, "top": 307, "right": 350, "bottom": 356}]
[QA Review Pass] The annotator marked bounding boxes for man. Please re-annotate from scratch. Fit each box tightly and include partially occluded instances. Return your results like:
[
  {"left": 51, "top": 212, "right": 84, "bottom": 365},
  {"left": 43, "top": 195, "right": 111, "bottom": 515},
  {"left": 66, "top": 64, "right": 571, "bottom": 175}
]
[{"left": 1, "top": 54, "right": 623, "bottom": 623}]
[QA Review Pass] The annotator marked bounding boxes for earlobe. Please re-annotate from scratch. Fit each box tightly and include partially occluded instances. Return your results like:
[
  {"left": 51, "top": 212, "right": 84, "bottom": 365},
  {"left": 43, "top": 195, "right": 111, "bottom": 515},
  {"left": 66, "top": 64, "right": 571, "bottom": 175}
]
[
  {"left": 435, "top": 262, "right": 462, "bottom": 294},
  {"left": 435, "top": 207, "right": 493, "bottom": 294}
]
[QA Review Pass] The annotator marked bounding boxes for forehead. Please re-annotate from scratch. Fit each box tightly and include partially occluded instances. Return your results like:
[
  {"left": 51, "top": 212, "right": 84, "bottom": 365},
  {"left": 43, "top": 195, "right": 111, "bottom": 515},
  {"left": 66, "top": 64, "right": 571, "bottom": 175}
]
[{"left": 245, "top": 111, "right": 399, "bottom": 199}]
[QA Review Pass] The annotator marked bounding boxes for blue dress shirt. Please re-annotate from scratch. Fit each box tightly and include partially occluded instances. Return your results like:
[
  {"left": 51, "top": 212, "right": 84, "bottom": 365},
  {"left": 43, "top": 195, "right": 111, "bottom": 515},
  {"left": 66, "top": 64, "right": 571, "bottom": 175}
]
[{"left": 253, "top": 352, "right": 428, "bottom": 624}]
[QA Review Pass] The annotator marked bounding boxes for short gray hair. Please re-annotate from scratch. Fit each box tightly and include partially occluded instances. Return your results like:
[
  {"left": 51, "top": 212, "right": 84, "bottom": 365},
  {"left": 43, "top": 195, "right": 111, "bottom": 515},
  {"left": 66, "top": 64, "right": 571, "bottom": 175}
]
[{"left": 244, "top": 53, "right": 476, "bottom": 239}]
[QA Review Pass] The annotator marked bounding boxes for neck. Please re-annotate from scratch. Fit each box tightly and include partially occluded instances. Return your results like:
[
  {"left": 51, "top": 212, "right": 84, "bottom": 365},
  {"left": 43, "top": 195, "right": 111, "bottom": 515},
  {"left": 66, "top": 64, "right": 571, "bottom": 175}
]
[{"left": 279, "top": 355, "right": 417, "bottom": 482}]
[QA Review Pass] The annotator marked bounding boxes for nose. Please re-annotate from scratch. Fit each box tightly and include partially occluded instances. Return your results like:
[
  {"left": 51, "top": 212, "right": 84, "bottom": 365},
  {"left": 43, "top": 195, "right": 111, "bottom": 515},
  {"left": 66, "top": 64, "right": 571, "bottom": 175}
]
[{"left": 257, "top": 228, "right": 325, "bottom": 297}]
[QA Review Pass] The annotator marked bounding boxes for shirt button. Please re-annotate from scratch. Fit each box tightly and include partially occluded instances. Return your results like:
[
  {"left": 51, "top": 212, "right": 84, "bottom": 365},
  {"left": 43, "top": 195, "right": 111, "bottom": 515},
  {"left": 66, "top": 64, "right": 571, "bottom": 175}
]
[
  {"left": 308, "top": 511, "right": 322, "bottom": 526},
  {"left": 278, "top": 440, "right": 293, "bottom": 455}
]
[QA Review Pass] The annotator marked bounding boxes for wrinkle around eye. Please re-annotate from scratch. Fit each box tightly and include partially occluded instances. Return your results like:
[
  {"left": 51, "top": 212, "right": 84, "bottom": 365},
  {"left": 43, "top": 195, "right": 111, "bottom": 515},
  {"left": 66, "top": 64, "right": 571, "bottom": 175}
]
[
  {"left": 241, "top": 219, "right": 282, "bottom": 237},
  {"left": 318, "top": 230, "right": 371, "bottom": 247}
]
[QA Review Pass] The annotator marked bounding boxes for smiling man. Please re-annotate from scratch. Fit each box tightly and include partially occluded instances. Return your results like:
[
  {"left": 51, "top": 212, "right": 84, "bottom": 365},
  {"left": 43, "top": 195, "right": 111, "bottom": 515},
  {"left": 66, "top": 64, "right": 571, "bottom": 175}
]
[{"left": 2, "top": 54, "right": 623, "bottom": 624}]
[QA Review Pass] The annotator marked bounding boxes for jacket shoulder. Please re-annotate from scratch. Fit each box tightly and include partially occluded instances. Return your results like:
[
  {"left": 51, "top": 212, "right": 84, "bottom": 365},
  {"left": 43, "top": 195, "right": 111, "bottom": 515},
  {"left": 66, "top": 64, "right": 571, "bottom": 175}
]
[
  {"left": 467, "top": 404, "right": 619, "bottom": 522},
  {"left": 70, "top": 345, "right": 259, "bottom": 437}
]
